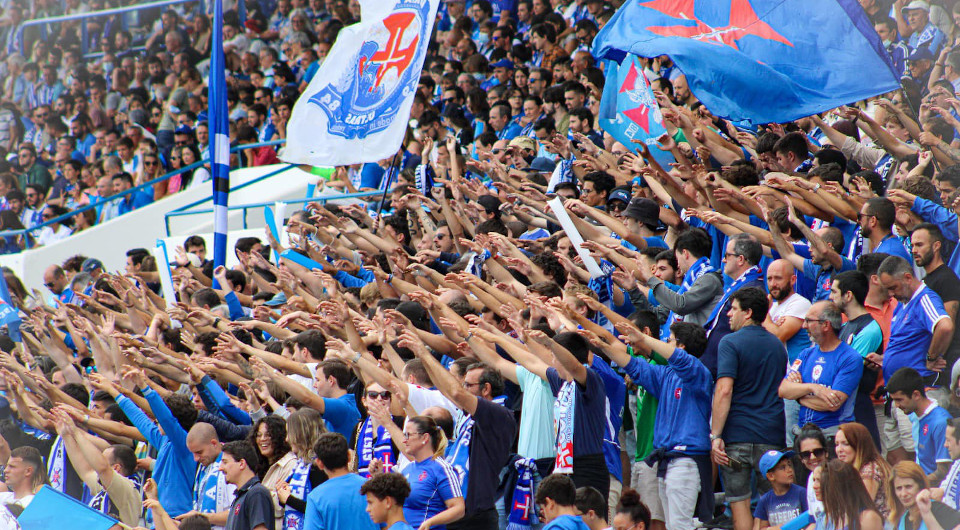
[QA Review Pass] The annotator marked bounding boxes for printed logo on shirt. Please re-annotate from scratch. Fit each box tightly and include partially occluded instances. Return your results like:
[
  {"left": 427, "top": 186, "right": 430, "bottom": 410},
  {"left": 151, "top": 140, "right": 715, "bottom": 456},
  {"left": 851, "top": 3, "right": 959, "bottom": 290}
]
[
  {"left": 674, "top": 388, "right": 682, "bottom": 399},
  {"left": 419, "top": 471, "right": 428, "bottom": 481},
  {"left": 812, "top": 364, "right": 823, "bottom": 382},
  {"left": 924, "top": 423, "right": 930, "bottom": 436},
  {"left": 789, "top": 359, "right": 802, "bottom": 373}
]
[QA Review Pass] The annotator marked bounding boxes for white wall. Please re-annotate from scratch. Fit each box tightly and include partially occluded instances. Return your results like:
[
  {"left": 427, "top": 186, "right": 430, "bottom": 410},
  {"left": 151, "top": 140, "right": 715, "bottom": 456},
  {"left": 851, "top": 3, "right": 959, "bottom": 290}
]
[{"left": 0, "top": 164, "right": 319, "bottom": 290}]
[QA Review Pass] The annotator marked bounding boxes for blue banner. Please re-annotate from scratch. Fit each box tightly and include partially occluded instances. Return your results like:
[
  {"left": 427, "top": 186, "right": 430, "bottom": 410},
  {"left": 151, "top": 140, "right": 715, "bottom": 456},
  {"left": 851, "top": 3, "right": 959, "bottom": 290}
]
[
  {"left": 0, "top": 269, "right": 21, "bottom": 342},
  {"left": 592, "top": 0, "right": 901, "bottom": 124}
]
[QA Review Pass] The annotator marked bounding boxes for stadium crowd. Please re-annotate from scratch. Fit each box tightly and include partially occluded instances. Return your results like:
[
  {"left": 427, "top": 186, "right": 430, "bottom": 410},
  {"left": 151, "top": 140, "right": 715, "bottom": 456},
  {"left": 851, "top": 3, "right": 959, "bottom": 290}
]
[{"left": 3, "top": 0, "right": 960, "bottom": 530}]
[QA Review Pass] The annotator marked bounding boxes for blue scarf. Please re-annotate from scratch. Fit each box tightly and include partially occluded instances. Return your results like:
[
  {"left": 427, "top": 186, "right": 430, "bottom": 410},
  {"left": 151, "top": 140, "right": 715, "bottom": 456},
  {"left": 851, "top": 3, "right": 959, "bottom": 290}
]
[
  {"left": 588, "top": 260, "right": 617, "bottom": 331},
  {"left": 663, "top": 257, "right": 714, "bottom": 338},
  {"left": 506, "top": 458, "right": 539, "bottom": 530},
  {"left": 357, "top": 417, "right": 394, "bottom": 478},
  {"left": 705, "top": 266, "right": 763, "bottom": 333},
  {"left": 193, "top": 453, "right": 230, "bottom": 515},
  {"left": 415, "top": 163, "right": 435, "bottom": 198},
  {"left": 284, "top": 459, "right": 313, "bottom": 530}
]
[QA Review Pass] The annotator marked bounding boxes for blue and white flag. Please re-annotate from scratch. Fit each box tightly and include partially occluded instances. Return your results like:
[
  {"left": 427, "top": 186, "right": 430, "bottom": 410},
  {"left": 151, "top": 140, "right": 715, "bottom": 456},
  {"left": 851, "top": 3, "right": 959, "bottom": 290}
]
[
  {"left": 598, "top": 55, "right": 671, "bottom": 165},
  {"left": 209, "top": 0, "right": 230, "bottom": 277},
  {"left": 282, "top": 0, "right": 441, "bottom": 166},
  {"left": 0, "top": 268, "right": 21, "bottom": 342}
]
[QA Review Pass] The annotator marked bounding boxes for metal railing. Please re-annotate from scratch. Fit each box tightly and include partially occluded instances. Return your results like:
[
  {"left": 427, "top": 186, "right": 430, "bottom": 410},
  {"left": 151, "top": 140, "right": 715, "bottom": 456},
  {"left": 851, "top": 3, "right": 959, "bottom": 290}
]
[
  {"left": 18, "top": 0, "right": 202, "bottom": 56},
  {"left": 164, "top": 190, "right": 387, "bottom": 236},
  {"left": 0, "top": 139, "right": 286, "bottom": 242}
]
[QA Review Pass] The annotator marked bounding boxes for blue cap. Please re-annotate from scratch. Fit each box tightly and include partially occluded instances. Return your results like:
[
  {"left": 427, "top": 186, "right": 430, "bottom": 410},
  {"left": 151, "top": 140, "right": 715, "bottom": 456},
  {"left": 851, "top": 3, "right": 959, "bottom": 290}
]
[
  {"left": 529, "top": 157, "right": 556, "bottom": 173},
  {"left": 907, "top": 47, "right": 934, "bottom": 62},
  {"left": 264, "top": 292, "right": 287, "bottom": 307},
  {"left": 490, "top": 58, "right": 514, "bottom": 70},
  {"left": 758, "top": 450, "right": 795, "bottom": 476},
  {"left": 608, "top": 188, "right": 631, "bottom": 205},
  {"left": 174, "top": 124, "right": 194, "bottom": 135},
  {"left": 81, "top": 258, "right": 104, "bottom": 273}
]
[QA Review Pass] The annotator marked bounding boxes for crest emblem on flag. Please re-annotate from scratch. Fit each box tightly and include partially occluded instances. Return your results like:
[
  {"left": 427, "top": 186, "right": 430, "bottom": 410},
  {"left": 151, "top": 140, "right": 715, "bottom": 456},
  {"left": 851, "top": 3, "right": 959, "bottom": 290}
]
[{"left": 309, "top": 0, "right": 431, "bottom": 139}]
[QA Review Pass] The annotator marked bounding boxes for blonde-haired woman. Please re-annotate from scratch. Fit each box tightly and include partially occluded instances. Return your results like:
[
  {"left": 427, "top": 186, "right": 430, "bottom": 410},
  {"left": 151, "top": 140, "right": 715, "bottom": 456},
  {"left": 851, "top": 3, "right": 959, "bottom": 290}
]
[{"left": 277, "top": 409, "right": 328, "bottom": 530}]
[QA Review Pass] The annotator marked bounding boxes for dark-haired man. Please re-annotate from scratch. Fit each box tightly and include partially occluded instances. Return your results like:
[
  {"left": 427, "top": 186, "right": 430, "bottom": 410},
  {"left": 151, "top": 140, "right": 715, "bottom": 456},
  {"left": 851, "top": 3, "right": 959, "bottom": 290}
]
[
  {"left": 859, "top": 198, "right": 912, "bottom": 262},
  {"left": 910, "top": 224, "right": 960, "bottom": 393},
  {"left": 712, "top": 287, "right": 787, "bottom": 530},
  {"left": 831, "top": 271, "right": 884, "bottom": 449},
  {"left": 263, "top": 359, "right": 360, "bottom": 438},
  {"left": 887, "top": 367, "right": 952, "bottom": 483},
  {"left": 603, "top": 321, "right": 713, "bottom": 530},
  {"left": 221, "top": 441, "right": 274, "bottom": 530},
  {"left": 304, "top": 433, "right": 377, "bottom": 530}
]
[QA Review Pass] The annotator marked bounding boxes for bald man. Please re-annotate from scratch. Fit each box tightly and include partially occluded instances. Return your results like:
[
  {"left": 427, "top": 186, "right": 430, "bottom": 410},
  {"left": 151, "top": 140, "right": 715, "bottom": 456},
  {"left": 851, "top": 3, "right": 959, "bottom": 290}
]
[
  {"left": 763, "top": 259, "right": 812, "bottom": 445},
  {"left": 183, "top": 422, "right": 235, "bottom": 528}
]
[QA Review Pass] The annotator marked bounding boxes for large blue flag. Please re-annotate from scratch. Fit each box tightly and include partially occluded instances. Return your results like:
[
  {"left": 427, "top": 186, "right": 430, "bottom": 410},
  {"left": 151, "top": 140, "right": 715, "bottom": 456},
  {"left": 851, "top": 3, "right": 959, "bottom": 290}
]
[
  {"left": 0, "top": 270, "right": 21, "bottom": 342},
  {"left": 598, "top": 55, "right": 671, "bottom": 164},
  {"left": 592, "top": 0, "right": 901, "bottom": 124},
  {"left": 209, "top": 0, "right": 229, "bottom": 279}
]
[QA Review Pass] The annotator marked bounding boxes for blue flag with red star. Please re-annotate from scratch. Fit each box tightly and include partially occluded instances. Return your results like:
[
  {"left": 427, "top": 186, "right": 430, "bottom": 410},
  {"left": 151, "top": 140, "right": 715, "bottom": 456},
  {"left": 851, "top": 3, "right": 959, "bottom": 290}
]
[
  {"left": 592, "top": 0, "right": 901, "bottom": 124},
  {"left": 598, "top": 55, "right": 670, "bottom": 160}
]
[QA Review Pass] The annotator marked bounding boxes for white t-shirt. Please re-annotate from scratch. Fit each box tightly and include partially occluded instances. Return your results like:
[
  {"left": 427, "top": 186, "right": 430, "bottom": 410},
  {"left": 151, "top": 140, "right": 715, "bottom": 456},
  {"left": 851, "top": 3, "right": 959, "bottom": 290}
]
[
  {"left": 0, "top": 492, "right": 33, "bottom": 509},
  {"left": 769, "top": 292, "right": 811, "bottom": 324},
  {"left": 406, "top": 383, "right": 457, "bottom": 416}
]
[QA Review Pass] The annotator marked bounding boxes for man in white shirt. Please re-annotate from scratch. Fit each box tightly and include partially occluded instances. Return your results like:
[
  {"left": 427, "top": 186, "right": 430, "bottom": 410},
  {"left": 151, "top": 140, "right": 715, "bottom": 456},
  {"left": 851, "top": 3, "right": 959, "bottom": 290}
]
[{"left": 0, "top": 447, "right": 45, "bottom": 509}]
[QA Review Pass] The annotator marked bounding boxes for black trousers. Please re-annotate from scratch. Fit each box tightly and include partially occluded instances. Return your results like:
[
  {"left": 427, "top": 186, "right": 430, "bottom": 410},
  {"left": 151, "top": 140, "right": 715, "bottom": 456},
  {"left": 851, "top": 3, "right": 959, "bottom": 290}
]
[
  {"left": 572, "top": 453, "right": 610, "bottom": 500},
  {"left": 448, "top": 507, "right": 498, "bottom": 530}
]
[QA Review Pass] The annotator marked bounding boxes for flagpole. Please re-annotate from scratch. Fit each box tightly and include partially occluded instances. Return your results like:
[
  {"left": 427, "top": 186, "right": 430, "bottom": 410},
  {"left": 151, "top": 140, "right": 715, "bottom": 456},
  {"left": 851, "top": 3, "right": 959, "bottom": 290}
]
[
  {"left": 209, "top": 0, "right": 230, "bottom": 287},
  {"left": 374, "top": 151, "right": 403, "bottom": 221}
]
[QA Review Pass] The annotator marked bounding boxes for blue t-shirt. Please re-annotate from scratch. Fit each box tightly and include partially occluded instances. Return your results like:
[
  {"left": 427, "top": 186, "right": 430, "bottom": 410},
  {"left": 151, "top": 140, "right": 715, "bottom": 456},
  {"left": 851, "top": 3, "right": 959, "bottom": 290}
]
[
  {"left": 801, "top": 257, "right": 855, "bottom": 302},
  {"left": 754, "top": 484, "right": 808, "bottom": 527},
  {"left": 716, "top": 326, "right": 787, "bottom": 445},
  {"left": 400, "top": 458, "right": 462, "bottom": 530},
  {"left": 546, "top": 367, "right": 607, "bottom": 457},
  {"left": 387, "top": 523, "right": 415, "bottom": 530},
  {"left": 321, "top": 393, "right": 361, "bottom": 439},
  {"left": 543, "top": 514, "right": 591, "bottom": 530},
  {"left": 885, "top": 285, "right": 950, "bottom": 381},
  {"left": 791, "top": 342, "right": 863, "bottom": 430},
  {"left": 913, "top": 404, "right": 952, "bottom": 475},
  {"left": 303, "top": 473, "right": 378, "bottom": 530},
  {"left": 873, "top": 234, "right": 912, "bottom": 262}
]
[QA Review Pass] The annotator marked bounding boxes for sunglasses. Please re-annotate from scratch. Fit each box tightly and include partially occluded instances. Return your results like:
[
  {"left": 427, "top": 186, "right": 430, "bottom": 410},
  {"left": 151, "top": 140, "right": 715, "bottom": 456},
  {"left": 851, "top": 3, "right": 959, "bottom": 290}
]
[
  {"left": 365, "top": 390, "right": 391, "bottom": 400},
  {"left": 799, "top": 448, "right": 826, "bottom": 460},
  {"left": 144, "top": 160, "right": 158, "bottom": 166}
]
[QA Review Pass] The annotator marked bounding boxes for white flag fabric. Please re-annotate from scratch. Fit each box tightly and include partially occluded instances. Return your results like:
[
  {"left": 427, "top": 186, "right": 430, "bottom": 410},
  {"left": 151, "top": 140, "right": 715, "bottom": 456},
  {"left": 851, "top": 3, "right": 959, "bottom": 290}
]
[{"left": 282, "top": 0, "right": 440, "bottom": 166}]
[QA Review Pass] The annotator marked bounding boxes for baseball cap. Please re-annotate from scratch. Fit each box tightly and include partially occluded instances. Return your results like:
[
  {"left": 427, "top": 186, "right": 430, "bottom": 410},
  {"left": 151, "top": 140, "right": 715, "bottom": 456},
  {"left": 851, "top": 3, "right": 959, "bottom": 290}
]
[
  {"left": 622, "top": 197, "right": 660, "bottom": 227},
  {"left": 477, "top": 194, "right": 502, "bottom": 214},
  {"left": 174, "top": 124, "right": 194, "bottom": 135},
  {"left": 608, "top": 188, "right": 631, "bottom": 205},
  {"left": 758, "top": 450, "right": 795, "bottom": 476},
  {"left": 509, "top": 136, "right": 536, "bottom": 152},
  {"left": 901, "top": 0, "right": 930, "bottom": 12},
  {"left": 264, "top": 292, "right": 287, "bottom": 307},
  {"left": 907, "top": 47, "right": 934, "bottom": 62},
  {"left": 529, "top": 157, "right": 556, "bottom": 173},
  {"left": 490, "top": 58, "right": 515, "bottom": 70},
  {"left": 81, "top": 258, "right": 104, "bottom": 273}
]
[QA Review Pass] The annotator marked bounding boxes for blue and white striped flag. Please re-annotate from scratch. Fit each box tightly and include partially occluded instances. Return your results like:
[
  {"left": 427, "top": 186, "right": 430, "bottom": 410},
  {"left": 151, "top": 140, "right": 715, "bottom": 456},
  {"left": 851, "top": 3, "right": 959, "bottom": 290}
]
[{"left": 209, "top": 0, "right": 230, "bottom": 277}]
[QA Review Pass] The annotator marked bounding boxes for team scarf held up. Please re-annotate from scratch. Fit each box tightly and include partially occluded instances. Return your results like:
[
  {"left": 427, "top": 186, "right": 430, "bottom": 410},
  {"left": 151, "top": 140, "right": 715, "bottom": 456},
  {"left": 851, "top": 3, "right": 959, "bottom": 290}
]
[
  {"left": 357, "top": 416, "right": 395, "bottom": 478},
  {"left": 506, "top": 458, "right": 539, "bottom": 530},
  {"left": 283, "top": 458, "right": 313, "bottom": 530},
  {"left": 705, "top": 265, "right": 764, "bottom": 333},
  {"left": 90, "top": 472, "right": 143, "bottom": 520},
  {"left": 446, "top": 395, "right": 507, "bottom": 498},
  {"left": 663, "top": 257, "right": 715, "bottom": 339},
  {"left": 193, "top": 453, "right": 232, "bottom": 519}
]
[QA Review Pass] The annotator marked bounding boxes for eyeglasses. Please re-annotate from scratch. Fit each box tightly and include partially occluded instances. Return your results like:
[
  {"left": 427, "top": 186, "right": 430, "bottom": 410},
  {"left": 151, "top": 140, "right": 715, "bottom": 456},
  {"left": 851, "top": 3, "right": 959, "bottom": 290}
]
[
  {"left": 435, "top": 233, "right": 448, "bottom": 240},
  {"left": 803, "top": 318, "right": 824, "bottom": 324},
  {"left": 609, "top": 202, "right": 627, "bottom": 212},
  {"left": 366, "top": 390, "right": 391, "bottom": 400},
  {"left": 799, "top": 448, "right": 826, "bottom": 460},
  {"left": 402, "top": 431, "right": 425, "bottom": 439},
  {"left": 463, "top": 380, "right": 482, "bottom": 389},
  {"left": 857, "top": 212, "right": 874, "bottom": 222},
  {"left": 144, "top": 160, "right": 158, "bottom": 166}
]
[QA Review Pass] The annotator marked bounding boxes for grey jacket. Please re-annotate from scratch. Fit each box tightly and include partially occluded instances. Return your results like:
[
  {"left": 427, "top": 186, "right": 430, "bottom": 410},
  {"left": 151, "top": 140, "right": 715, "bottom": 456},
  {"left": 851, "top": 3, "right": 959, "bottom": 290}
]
[{"left": 647, "top": 272, "right": 723, "bottom": 328}]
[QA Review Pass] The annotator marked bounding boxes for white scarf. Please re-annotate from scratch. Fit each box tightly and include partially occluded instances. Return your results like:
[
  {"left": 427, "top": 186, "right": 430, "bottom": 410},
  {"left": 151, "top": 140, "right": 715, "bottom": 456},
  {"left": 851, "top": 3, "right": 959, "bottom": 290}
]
[
  {"left": 553, "top": 380, "right": 577, "bottom": 474},
  {"left": 47, "top": 435, "right": 66, "bottom": 492}
]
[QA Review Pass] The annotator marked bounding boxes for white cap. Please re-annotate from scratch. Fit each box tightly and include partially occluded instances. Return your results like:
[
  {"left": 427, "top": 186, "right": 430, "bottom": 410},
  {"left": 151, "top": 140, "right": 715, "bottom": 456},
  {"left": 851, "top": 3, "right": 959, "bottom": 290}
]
[{"left": 901, "top": 0, "right": 930, "bottom": 12}]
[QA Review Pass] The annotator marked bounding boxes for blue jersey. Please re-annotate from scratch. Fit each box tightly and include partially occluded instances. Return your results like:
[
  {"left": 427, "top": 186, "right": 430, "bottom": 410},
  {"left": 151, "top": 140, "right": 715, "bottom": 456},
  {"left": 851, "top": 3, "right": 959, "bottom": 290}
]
[
  {"left": 321, "top": 393, "right": 361, "bottom": 439},
  {"left": 791, "top": 342, "right": 862, "bottom": 430},
  {"left": 624, "top": 349, "right": 712, "bottom": 454},
  {"left": 801, "top": 257, "right": 855, "bottom": 302},
  {"left": 884, "top": 285, "right": 950, "bottom": 381},
  {"left": 400, "top": 457, "right": 462, "bottom": 530},
  {"left": 544, "top": 514, "right": 591, "bottom": 530},
  {"left": 872, "top": 234, "right": 912, "bottom": 262},
  {"left": 913, "top": 404, "right": 952, "bottom": 475}
]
